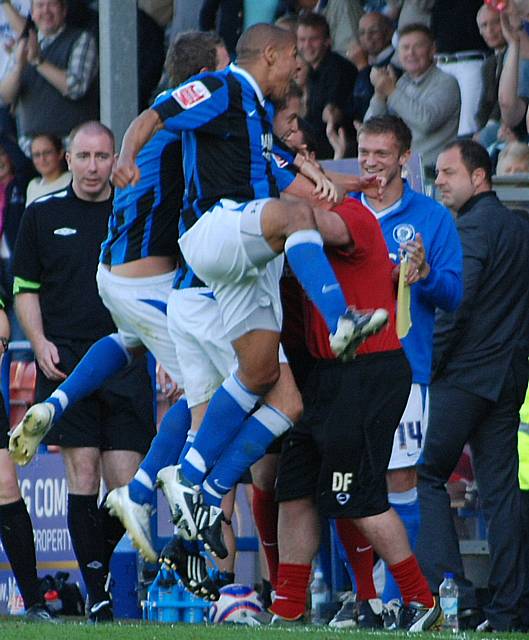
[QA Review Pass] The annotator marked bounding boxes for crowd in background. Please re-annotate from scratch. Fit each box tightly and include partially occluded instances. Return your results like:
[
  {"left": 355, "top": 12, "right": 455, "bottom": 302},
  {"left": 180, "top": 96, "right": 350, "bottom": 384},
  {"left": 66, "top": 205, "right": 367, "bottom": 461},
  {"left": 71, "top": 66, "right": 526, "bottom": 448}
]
[{"left": 1, "top": 0, "right": 529, "bottom": 631}]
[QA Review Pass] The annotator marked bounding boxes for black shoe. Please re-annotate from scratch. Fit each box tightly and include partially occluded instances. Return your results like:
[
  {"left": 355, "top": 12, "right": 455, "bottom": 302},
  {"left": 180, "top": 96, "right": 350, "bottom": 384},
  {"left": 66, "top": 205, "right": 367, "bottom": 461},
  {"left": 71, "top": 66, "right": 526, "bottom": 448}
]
[
  {"left": 160, "top": 535, "right": 219, "bottom": 601},
  {"left": 194, "top": 502, "right": 228, "bottom": 559},
  {"left": 357, "top": 598, "right": 384, "bottom": 629},
  {"left": 458, "top": 607, "right": 485, "bottom": 630},
  {"left": 382, "top": 599, "right": 401, "bottom": 630},
  {"left": 398, "top": 597, "right": 443, "bottom": 631},
  {"left": 87, "top": 599, "right": 113, "bottom": 624},
  {"left": 25, "top": 603, "right": 61, "bottom": 623}
]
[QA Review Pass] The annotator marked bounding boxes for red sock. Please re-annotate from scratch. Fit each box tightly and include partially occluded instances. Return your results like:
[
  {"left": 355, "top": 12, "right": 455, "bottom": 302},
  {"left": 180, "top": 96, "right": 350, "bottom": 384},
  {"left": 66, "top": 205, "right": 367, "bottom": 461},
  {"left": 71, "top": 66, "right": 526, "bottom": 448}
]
[
  {"left": 335, "top": 519, "right": 376, "bottom": 600},
  {"left": 269, "top": 563, "right": 311, "bottom": 620},
  {"left": 252, "top": 485, "right": 279, "bottom": 588},
  {"left": 389, "top": 555, "right": 433, "bottom": 607}
]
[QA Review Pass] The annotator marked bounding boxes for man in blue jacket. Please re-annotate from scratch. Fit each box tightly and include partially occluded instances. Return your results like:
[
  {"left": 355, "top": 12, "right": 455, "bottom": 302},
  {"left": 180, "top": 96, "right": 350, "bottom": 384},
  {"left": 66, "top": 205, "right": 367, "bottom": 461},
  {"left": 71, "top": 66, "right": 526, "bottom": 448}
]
[{"left": 332, "top": 115, "right": 463, "bottom": 628}]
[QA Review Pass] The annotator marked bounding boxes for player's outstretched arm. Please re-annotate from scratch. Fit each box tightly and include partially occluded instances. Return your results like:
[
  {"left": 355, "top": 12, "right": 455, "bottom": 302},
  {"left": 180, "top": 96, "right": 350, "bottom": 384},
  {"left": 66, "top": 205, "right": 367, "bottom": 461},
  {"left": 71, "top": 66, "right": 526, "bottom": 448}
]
[{"left": 112, "top": 109, "right": 164, "bottom": 188}]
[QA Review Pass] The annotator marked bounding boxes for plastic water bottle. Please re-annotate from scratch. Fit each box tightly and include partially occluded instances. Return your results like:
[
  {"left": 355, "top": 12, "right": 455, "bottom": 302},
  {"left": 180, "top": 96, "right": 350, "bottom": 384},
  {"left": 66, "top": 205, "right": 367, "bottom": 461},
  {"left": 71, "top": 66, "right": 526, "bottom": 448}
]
[
  {"left": 310, "top": 568, "right": 329, "bottom": 625},
  {"left": 439, "top": 572, "right": 458, "bottom": 632}
]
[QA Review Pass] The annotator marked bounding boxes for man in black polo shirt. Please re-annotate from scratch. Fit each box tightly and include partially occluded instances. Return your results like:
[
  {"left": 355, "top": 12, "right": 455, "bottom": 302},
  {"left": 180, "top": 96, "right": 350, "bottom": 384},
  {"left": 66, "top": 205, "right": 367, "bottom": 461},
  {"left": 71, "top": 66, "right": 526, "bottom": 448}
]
[{"left": 11, "top": 121, "right": 155, "bottom": 624}]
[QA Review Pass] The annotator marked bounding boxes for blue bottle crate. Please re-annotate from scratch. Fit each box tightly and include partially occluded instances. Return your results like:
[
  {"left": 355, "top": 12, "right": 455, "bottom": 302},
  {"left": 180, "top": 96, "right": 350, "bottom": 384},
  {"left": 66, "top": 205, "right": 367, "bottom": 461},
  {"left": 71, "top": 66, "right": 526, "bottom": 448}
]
[{"left": 142, "top": 565, "right": 209, "bottom": 623}]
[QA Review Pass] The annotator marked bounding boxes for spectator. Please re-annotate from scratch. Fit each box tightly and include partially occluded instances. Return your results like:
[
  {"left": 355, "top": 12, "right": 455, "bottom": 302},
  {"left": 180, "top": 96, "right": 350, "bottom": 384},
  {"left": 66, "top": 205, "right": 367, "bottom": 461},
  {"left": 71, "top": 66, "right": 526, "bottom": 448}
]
[
  {"left": 432, "top": 0, "right": 488, "bottom": 136},
  {"left": 0, "top": 1, "right": 30, "bottom": 138},
  {"left": 0, "top": 135, "right": 32, "bottom": 311},
  {"left": 199, "top": 0, "right": 243, "bottom": 57},
  {"left": 397, "top": 0, "right": 434, "bottom": 29},
  {"left": 0, "top": 0, "right": 99, "bottom": 156},
  {"left": 26, "top": 133, "right": 71, "bottom": 205},
  {"left": 498, "top": 3, "right": 529, "bottom": 133},
  {"left": 365, "top": 23, "right": 460, "bottom": 172},
  {"left": 12, "top": 121, "right": 155, "bottom": 624},
  {"left": 297, "top": 12, "right": 357, "bottom": 157},
  {"left": 474, "top": 3, "right": 507, "bottom": 148},
  {"left": 296, "top": 0, "right": 365, "bottom": 58},
  {"left": 496, "top": 140, "right": 529, "bottom": 174},
  {"left": 347, "top": 11, "right": 396, "bottom": 122},
  {"left": 417, "top": 139, "right": 529, "bottom": 632}
]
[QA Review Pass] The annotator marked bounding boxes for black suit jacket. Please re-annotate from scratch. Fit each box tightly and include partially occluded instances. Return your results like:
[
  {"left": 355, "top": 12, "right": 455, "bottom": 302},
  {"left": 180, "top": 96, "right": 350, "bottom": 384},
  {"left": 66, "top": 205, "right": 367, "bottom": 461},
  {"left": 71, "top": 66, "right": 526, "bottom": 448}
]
[{"left": 433, "top": 192, "right": 529, "bottom": 401}]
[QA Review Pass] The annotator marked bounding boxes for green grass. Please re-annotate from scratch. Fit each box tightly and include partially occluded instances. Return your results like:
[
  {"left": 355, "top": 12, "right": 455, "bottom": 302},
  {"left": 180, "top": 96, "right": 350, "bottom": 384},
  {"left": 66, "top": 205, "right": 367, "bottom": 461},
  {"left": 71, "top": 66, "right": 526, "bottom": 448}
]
[{"left": 0, "top": 618, "right": 525, "bottom": 640}]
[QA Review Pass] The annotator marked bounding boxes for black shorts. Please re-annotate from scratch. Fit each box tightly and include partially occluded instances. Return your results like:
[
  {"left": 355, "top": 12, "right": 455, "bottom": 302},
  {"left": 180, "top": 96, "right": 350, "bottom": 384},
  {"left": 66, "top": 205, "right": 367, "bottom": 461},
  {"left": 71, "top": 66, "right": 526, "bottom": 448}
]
[
  {"left": 38, "top": 340, "right": 155, "bottom": 454},
  {"left": 276, "top": 349, "right": 411, "bottom": 519},
  {"left": 0, "top": 393, "right": 9, "bottom": 449}
]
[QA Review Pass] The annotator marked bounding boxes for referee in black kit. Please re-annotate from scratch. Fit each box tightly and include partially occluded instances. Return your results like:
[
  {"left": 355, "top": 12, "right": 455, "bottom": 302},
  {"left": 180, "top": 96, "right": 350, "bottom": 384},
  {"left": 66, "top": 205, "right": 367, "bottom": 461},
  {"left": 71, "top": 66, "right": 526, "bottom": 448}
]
[{"left": 11, "top": 121, "right": 155, "bottom": 624}]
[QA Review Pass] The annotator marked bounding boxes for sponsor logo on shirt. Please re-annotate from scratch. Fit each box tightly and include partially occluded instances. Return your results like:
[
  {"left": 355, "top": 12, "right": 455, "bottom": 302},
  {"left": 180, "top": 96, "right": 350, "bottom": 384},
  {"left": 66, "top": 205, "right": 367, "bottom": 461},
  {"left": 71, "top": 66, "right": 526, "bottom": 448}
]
[
  {"left": 53, "top": 227, "right": 77, "bottom": 236},
  {"left": 261, "top": 132, "right": 273, "bottom": 161},
  {"left": 172, "top": 81, "right": 211, "bottom": 109}
]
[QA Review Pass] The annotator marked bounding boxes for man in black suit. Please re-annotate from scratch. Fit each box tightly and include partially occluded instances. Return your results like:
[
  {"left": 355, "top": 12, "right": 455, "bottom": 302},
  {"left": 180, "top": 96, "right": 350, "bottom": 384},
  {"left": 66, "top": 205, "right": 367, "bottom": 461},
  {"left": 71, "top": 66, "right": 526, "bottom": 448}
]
[{"left": 416, "top": 139, "right": 529, "bottom": 632}]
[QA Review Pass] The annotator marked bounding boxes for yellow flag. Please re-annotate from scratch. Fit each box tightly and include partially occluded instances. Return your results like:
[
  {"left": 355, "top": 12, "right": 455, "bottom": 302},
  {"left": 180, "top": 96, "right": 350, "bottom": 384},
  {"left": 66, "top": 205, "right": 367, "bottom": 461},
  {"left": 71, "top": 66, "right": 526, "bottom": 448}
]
[{"left": 397, "top": 259, "right": 412, "bottom": 339}]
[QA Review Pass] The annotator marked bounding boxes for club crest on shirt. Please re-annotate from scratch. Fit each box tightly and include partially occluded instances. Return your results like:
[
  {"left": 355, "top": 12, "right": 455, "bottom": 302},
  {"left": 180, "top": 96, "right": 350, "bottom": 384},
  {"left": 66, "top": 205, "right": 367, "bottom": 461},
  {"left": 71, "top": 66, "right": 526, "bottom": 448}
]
[
  {"left": 392, "top": 223, "right": 415, "bottom": 244},
  {"left": 172, "top": 81, "right": 211, "bottom": 109}
]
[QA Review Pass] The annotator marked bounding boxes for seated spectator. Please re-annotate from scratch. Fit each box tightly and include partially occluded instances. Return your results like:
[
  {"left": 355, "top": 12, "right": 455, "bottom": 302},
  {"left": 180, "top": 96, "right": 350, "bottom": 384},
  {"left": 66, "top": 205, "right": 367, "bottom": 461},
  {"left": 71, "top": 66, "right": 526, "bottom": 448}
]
[
  {"left": 496, "top": 140, "right": 529, "bottom": 174},
  {"left": 0, "top": 1, "right": 30, "bottom": 139},
  {"left": 348, "top": 11, "right": 395, "bottom": 122},
  {"left": 474, "top": 3, "right": 507, "bottom": 148},
  {"left": 297, "top": 12, "right": 357, "bottom": 157},
  {"left": 295, "top": 0, "right": 365, "bottom": 57},
  {"left": 0, "top": 0, "right": 99, "bottom": 156},
  {"left": 365, "top": 23, "right": 460, "bottom": 172},
  {"left": 26, "top": 133, "right": 71, "bottom": 205}
]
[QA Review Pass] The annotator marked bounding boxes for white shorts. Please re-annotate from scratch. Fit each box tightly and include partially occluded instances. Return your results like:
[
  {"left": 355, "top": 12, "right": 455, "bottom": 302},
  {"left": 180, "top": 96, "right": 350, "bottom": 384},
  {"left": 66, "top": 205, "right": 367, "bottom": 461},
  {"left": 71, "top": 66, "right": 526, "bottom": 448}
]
[
  {"left": 178, "top": 199, "right": 284, "bottom": 339},
  {"left": 96, "top": 265, "right": 183, "bottom": 386},
  {"left": 167, "top": 287, "right": 289, "bottom": 408},
  {"left": 167, "top": 287, "right": 236, "bottom": 408},
  {"left": 387, "top": 383, "right": 429, "bottom": 470}
]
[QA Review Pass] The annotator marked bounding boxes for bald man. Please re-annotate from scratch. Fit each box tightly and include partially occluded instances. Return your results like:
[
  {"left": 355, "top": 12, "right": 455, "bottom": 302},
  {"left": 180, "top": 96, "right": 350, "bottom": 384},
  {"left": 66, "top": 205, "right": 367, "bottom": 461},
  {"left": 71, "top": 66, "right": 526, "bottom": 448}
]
[
  {"left": 11, "top": 121, "right": 155, "bottom": 623},
  {"left": 112, "top": 23, "right": 388, "bottom": 559}
]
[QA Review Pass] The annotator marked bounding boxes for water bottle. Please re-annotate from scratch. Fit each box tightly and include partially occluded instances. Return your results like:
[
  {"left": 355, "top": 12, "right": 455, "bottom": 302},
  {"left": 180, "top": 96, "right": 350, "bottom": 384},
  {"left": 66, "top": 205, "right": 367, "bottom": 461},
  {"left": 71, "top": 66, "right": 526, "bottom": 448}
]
[
  {"left": 439, "top": 572, "right": 458, "bottom": 632},
  {"left": 310, "top": 568, "right": 329, "bottom": 625}
]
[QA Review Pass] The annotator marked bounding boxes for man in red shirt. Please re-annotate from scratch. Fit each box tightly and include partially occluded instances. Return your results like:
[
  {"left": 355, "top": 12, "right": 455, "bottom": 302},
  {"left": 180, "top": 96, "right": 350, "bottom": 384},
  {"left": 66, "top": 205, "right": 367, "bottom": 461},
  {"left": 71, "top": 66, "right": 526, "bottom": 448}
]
[{"left": 268, "top": 196, "right": 442, "bottom": 631}]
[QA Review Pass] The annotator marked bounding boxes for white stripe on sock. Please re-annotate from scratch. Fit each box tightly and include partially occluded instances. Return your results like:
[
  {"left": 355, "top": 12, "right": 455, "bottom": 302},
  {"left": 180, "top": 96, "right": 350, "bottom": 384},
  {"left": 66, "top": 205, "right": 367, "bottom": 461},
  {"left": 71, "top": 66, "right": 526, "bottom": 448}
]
[
  {"left": 50, "top": 389, "right": 69, "bottom": 411},
  {"left": 134, "top": 468, "right": 154, "bottom": 491},
  {"left": 185, "top": 447, "right": 207, "bottom": 474},
  {"left": 253, "top": 403, "right": 293, "bottom": 437},
  {"left": 223, "top": 373, "right": 261, "bottom": 412}
]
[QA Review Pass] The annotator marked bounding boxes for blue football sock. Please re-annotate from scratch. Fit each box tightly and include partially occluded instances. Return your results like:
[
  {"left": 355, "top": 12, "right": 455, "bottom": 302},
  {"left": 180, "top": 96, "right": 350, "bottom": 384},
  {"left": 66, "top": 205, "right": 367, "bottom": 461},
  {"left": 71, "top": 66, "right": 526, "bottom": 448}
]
[
  {"left": 177, "top": 431, "right": 196, "bottom": 465},
  {"left": 47, "top": 334, "right": 130, "bottom": 423},
  {"left": 285, "top": 229, "right": 347, "bottom": 333},
  {"left": 129, "top": 398, "right": 191, "bottom": 506},
  {"left": 383, "top": 490, "right": 420, "bottom": 603},
  {"left": 182, "top": 373, "right": 261, "bottom": 485},
  {"left": 201, "top": 403, "right": 292, "bottom": 506}
]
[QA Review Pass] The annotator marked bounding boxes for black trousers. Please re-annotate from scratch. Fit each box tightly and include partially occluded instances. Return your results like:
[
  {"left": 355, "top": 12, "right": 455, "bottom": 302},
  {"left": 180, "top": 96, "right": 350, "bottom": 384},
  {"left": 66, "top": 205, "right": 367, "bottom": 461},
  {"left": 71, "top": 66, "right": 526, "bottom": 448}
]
[{"left": 416, "top": 366, "right": 525, "bottom": 631}]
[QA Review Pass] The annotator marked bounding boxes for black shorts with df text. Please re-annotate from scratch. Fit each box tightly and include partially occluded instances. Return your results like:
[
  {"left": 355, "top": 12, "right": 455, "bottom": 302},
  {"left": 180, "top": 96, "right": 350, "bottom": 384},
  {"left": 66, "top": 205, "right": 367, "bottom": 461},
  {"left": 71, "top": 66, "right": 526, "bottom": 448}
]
[{"left": 276, "top": 349, "right": 411, "bottom": 519}]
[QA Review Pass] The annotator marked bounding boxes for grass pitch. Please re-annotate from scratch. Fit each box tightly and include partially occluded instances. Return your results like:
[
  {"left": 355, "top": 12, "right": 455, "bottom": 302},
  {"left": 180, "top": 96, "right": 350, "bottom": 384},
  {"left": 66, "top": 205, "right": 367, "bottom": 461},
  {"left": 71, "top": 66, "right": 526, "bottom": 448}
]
[{"left": 0, "top": 618, "right": 525, "bottom": 640}]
